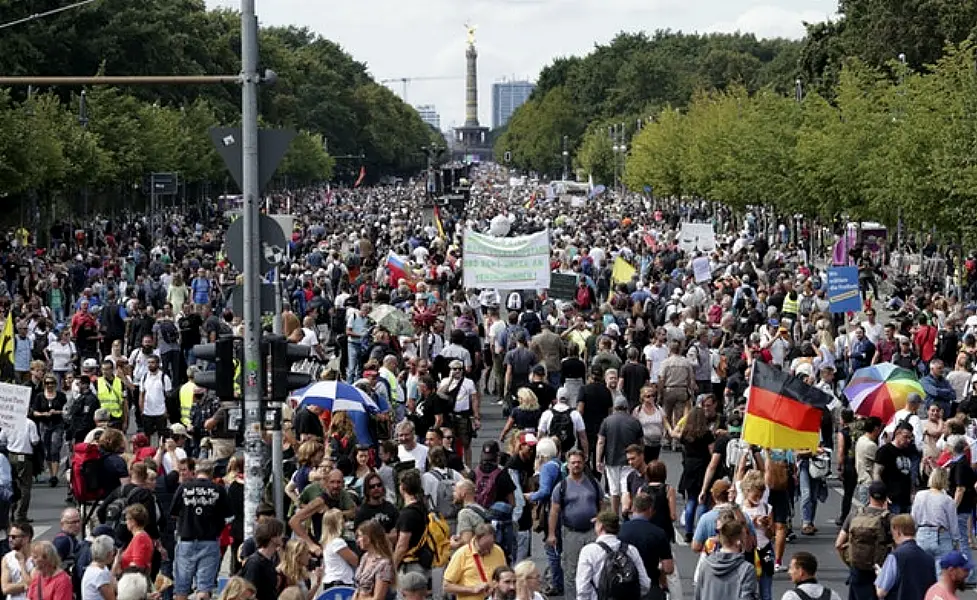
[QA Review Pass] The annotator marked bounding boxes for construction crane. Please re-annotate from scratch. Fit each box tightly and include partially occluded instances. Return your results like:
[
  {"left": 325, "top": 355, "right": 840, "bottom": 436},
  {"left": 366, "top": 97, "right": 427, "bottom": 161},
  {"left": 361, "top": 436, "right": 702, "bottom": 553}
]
[{"left": 379, "top": 76, "right": 463, "bottom": 102}]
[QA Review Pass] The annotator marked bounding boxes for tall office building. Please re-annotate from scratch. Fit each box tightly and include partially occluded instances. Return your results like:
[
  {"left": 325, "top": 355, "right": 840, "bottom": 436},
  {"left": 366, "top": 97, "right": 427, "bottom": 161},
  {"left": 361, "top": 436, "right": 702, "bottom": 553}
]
[
  {"left": 492, "top": 80, "right": 535, "bottom": 129},
  {"left": 415, "top": 104, "right": 441, "bottom": 130}
]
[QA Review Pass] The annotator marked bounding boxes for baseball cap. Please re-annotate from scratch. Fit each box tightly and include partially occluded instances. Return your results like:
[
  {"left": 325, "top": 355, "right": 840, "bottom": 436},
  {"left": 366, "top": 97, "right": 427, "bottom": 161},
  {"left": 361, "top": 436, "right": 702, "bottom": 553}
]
[
  {"left": 940, "top": 550, "right": 975, "bottom": 570},
  {"left": 768, "top": 318, "right": 779, "bottom": 327},
  {"left": 868, "top": 481, "right": 888, "bottom": 501},
  {"left": 481, "top": 440, "right": 501, "bottom": 458},
  {"left": 170, "top": 423, "right": 188, "bottom": 437},
  {"left": 82, "top": 358, "right": 98, "bottom": 369},
  {"left": 92, "top": 525, "right": 123, "bottom": 548},
  {"left": 518, "top": 432, "right": 539, "bottom": 447},
  {"left": 532, "top": 364, "right": 546, "bottom": 376}
]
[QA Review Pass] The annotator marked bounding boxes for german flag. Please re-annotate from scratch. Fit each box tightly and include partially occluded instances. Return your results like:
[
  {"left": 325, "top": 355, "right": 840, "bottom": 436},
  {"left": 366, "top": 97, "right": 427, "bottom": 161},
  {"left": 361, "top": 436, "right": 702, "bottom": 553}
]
[{"left": 742, "top": 361, "right": 832, "bottom": 451}]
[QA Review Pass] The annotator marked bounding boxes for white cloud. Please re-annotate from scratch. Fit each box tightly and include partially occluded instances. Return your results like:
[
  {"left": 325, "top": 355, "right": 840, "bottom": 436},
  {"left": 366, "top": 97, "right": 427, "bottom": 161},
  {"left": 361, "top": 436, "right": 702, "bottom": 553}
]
[{"left": 209, "top": 0, "right": 838, "bottom": 129}]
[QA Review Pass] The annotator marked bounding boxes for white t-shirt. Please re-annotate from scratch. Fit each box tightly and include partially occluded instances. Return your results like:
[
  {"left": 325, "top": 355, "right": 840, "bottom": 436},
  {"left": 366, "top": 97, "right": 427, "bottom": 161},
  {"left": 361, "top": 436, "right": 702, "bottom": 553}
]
[
  {"left": 537, "top": 404, "right": 585, "bottom": 435},
  {"left": 321, "top": 537, "right": 355, "bottom": 585},
  {"left": 48, "top": 340, "right": 76, "bottom": 372},
  {"left": 299, "top": 327, "right": 318, "bottom": 347},
  {"left": 398, "top": 443, "right": 429, "bottom": 472},
  {"left": 862, "top": 320, "right": 884, "bottom": 346},
  {"left": 140, "top": 370, "right": 172, "bottom": 417},
  {"left": 161, "top": 447, "right": 188, "bottom": 474},
  {"left": 81, "top": 564, "right": 112, "bottom": 600},
  {"left": 446, "top": 378, "right": 478, "bottom": 413},
  {"left": 642, "top": 343, "right": 668, "bottom": 383}
]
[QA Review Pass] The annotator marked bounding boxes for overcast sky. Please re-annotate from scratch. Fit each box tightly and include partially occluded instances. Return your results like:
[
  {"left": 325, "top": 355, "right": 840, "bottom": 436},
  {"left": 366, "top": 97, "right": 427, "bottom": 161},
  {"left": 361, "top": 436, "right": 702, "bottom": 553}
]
[{"left": 207, "top": 0, "right": 839, "bottom": 131}]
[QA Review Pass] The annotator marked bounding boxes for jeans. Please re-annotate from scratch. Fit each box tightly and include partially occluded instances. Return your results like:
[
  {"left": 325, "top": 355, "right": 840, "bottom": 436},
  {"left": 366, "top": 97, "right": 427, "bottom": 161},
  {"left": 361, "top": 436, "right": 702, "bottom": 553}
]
[
  {"left": 916, "top": 526, "right": 954, "bottom": 578},
  {"left": 848, "top": 567, "right": 877, "bottom": 600},
  {"left": 959, "top": 514, "right": 977, "bottom": 585},
  {"left": 547, "top": 372, "right": 561, "bottom": 390},
  {"left": 758, "top": 574, "right": 773, "bottom": 600},
  {"left": 346, "top": 342, "right": 362, "bottom": 383},
  {"left": 798, "top": 459, "right": 822, "bottom": 525},
  {"left": 545, "top": 528, "right": 564, "bottom": 592},
  {"left": 684, "top": 497, "right": 708, "bottom": 536},
  {"left": 516, "top": 530, "right": 531, "bottom": 563},
  {"left": 173, "top": 540, "right": 220, "bottom": 596}
]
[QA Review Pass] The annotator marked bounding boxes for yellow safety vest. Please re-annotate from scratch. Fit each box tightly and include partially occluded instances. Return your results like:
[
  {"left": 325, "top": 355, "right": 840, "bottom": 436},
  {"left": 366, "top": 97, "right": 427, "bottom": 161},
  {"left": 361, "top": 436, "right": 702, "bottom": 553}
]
[
  {"left": 179, "top": 381, "right": 195, "bottom": 426},
  {"left": 782, "top": 295, "right": 799, "bottom": 316},
  {"left": 97, "top": 376, "right": 124, "bottom": 418}
]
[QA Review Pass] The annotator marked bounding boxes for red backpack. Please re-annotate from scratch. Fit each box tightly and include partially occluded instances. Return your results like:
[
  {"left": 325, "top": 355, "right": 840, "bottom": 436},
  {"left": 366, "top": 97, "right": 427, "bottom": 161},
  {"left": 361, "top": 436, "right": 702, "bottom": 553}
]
[
  {"left": 475, "top": 466, "right": 503, "bottom": 507},
  {"left": 71, "top": 442, "right": 104, "bottom": 502}
]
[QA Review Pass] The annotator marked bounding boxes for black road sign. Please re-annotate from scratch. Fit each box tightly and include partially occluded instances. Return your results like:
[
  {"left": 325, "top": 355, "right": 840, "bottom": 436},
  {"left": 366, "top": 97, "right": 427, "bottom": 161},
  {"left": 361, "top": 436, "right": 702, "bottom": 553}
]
[
  {"left": 209, "top": 127, "right": 297, "bottom": 193},
  {"left": 549, "top": 273, "right": 578, "bottom": 301},
  {"left": 227, "top": 283, "right": 279, "bottom": 316},
  {"left": 225, "top": 214, "right": 288, "bottom": 274},
  {"left": 151, "top": 172, "right": 178, "bottom": 195}
]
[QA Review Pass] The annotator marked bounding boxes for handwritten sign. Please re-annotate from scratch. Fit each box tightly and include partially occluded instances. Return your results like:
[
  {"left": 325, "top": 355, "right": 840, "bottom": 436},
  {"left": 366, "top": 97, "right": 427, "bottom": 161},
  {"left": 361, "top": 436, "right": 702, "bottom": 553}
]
[
  {"left": 0, "top": 383, "right": 31, "bottom": 434},
  {"left": 692, "top": 257, "right": 712, "bottom": 283}
]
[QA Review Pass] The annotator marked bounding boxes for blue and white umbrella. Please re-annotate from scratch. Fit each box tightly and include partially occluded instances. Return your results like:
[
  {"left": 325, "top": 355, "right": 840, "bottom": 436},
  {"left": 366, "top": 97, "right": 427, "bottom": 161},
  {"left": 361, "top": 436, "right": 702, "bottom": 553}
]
[{"left": 292, "top": 380, "right": 379, "bottom": 414}]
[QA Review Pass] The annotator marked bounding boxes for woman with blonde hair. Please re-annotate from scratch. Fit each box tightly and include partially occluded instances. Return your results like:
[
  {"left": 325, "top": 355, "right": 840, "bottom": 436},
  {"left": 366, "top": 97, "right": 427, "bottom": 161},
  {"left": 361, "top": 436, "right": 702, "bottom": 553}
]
[
  {"left": 276, "top": 539, "right": 322, "bottom": 599},
  {"left": 813, "top": 327, "right": 836, "bottom": 372},
  {"left": 166, "top": 273, "right": 189, "bottom": 317},
  {"left": 319, "top": 509, "right": 358, "bottom": 589},
  {"left": 912, "top": 465, "right": 961, "bottom": 576},
  {"left": 513, "top": 560, "right": 545, "bottom": 600},
  {"left": 286, "top": 441, "right": 325, "bottom": 503},
  {"left": 499, "top": 387, "right": 541, "bottom": 445},
  {"left": 216, "top": 576, "right": 256, "bottom": 600},
  {"left": 352, "top": 520, "right": 395, "bottom": 600}
]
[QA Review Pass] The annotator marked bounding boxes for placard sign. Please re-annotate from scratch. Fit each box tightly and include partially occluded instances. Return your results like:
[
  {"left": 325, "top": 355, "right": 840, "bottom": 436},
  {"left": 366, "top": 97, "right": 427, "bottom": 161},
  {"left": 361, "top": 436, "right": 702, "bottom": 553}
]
[
  {"left": 678, "top": 223, "right": 717, "bottom": 253},
  {"left": 463, "top": 229, "right": 551, "bottom": 290},
  {"left": 0, "top": 383, "right": 32, "bottom": 433},
  {"left": 549, "top": 273, "right": 578, "bottom": 301},
  {"left": 692, "top": 257, "right": 712, "bottom": 283},
  {"left": 827, "top": 267, "right": 862, "bottom": 313}
]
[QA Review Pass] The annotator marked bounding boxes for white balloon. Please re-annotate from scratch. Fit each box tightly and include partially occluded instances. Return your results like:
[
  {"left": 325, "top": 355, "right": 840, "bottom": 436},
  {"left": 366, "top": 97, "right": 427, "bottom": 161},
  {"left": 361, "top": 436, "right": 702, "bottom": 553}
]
[{"left": 489, "top": 214, "right": 511, "bottom": 236}]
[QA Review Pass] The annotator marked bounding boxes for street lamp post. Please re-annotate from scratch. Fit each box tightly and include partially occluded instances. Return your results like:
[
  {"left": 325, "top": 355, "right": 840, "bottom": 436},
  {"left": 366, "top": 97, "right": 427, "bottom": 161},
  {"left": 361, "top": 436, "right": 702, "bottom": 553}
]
[
  {"left": 561, "top": 135, "right": 568, "bottom": 181},
  {"left": 78, "top": 89, "right": 89, "bottom": 217}
]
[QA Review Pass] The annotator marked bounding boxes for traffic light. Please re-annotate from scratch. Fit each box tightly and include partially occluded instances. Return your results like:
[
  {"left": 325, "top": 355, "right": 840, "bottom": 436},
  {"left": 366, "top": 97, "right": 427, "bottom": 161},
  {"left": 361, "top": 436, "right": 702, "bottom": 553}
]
[
  {"left": 193, "top": 335, "right": 235, "bottom": 398},
  {"left": 269, "top": 335, "right": 312, "bottom": 400}
]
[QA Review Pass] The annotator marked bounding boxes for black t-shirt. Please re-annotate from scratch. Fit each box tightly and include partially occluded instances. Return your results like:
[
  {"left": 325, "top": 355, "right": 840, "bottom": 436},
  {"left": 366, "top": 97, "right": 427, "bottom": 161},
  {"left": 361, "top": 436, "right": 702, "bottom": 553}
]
[
  {"left": 293, "top": 407, "right": 324, "bottom": 439},
  {"left": 950, "top": 460, "right": 977, "bottom": 513},
  {"left": 354, "top": 500, "right": 400, "bottom": 533},
  {"left": 179, "top": 313, "right": 203, "bottom": 349},
  {"left": 620, "top": 362, "right": 650, "bottom": 407},
  {"left": 240, "top": 551, "right": 278, "bottom": 600},
  {"left": 527, "top": 381, "right": 556, "bottom": 412},
  {"left": 579, "top": 382, "right": 613, "bottom": 436},
  {"left": 619, "top": 517, "right": 673, "bottom": 586},
  {"left": 396, "top": 501, "right": 428, "bottom": 553},
  {"left": 31, "top": 391, "right": 66, "bottom": 427},
  {"left": 875, "top": 443, "right": 916, "bottom": 505},
  {"left": 170, "top": 478, "right": 232, "bottom": 540}
]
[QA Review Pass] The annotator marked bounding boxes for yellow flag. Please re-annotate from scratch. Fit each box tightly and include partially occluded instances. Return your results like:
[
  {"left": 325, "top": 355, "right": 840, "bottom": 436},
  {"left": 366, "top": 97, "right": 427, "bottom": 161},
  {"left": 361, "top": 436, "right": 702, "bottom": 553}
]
[
  {"left": 0, "top": 311, "right": 13, "bottom": 368},
  {"left": 611, "top": 256, "right": 636, "bottom": 285}
]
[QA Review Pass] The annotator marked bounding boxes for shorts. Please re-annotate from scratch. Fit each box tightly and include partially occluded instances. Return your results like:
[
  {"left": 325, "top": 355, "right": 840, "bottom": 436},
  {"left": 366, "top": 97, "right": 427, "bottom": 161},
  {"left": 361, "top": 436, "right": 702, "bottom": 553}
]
[
  {"left": 768, "top": 489, "right": 790, "bottom": 524},
  {"left": 453, "top": 414, "right": 474, "bottom": 448},
  {"left": 174, "top": 540, "right": 220, "bottom": 596},
  {"left": 605, "top": 465, "right": 633, "bottom": 497},
  {"left": 142, "top": 414, "right": 169, "bottom": 439}
]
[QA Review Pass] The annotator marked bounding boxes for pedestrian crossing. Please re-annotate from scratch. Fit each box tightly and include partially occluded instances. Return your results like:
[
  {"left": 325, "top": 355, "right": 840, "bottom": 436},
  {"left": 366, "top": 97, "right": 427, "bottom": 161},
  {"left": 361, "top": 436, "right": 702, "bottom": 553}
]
[{"left": 33, "top": 526, "right": 51, "bottom": 540}]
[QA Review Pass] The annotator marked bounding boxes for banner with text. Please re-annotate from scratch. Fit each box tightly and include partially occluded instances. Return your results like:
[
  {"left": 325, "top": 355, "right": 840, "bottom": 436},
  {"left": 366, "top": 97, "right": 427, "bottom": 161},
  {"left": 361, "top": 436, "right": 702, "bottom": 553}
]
[
  {"left": 0, "top": 383, "right": 31, "bottom": 433},
  {"left": 463, "top": 229, "right": 551, "bottom": 290},
  {"left": 827, "top": 267, "right": 862, "bottom": 313}
]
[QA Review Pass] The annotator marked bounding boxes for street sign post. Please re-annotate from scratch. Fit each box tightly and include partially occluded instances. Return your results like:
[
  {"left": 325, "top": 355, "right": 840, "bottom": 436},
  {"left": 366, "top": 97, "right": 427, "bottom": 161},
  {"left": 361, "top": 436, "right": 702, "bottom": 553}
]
[
  {"left": 210, "top": 127, "right": 296, "bottom": 193},
  {"left": 225, "top": 213, "right": 288, "bottom": 275}
]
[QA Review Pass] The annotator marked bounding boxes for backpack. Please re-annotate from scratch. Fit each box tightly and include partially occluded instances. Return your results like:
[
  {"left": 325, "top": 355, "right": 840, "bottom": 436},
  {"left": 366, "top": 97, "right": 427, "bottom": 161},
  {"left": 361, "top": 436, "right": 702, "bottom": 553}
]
[
  {"left": 793, "top": 588, "right": 832, "bottom": 600},
  {"left": 469, "top": 503, "right": 517, "bottom": 563},
  {"left": 101, "top": 484, "right": 139, "bottom": 533},
  {"left": 520, "top": 311, "right": 542, "bottom": 337},
  {"left": 149, "top": 281, "right": 165, "bottom": 309},
  {"left": 158, "top": 320, "right": 179, "bottom": 345},
  {"left": 846, "top": 506, "right": 890, "bottom": 570},
  {"left": 405, "top": 510, "right": 451, "bottom": 569},
  {"left": 725, "top": 437, "right": 753, "bottom": 473},
  {"left": 54, "top": 532, "right": 81, "bottom": 576},
  {"left": 475, "top": 466, "right": 503, "bottom": 508},
  {"left": 71, "top": 442, "right": 104, "bottom": 503},
  {"left": 549, "top": 407, "right": 576, "bottom": 454},
  {"left": 644, "top": 297, "right": 666, "bottom": 328},
  {"left": 596, "top": 541, "right": 642, "bottom": 600},
  {"left": 429, "top": 470, "right": 459, "bottom": 519}
]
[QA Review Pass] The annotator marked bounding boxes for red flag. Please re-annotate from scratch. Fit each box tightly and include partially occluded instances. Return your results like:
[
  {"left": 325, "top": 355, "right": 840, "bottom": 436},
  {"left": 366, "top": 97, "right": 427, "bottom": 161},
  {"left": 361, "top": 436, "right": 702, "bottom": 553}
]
[{"left": 353, "top": 166, "right": 366, "bottom": 188}]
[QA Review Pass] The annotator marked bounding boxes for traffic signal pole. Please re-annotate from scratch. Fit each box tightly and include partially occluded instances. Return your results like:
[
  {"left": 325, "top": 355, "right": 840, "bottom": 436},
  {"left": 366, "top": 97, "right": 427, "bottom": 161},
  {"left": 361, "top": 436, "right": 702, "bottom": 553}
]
[{"left": 240, "top": 0, "right": 264, "bottom": 541}]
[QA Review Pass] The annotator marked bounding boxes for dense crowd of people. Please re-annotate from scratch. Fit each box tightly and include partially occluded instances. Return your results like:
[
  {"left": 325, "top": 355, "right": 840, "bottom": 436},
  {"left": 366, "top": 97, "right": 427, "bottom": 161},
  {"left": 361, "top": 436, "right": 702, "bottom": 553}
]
[{"left": 0, "top": 166, "right": 974, "bottom": 600}]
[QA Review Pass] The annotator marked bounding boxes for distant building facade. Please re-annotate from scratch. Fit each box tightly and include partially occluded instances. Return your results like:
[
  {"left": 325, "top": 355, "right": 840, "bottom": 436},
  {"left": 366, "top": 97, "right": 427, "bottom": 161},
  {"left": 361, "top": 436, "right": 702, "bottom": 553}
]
[
  {"left": 492, "top": 80, "right": 535, "bottom": 129},
  {"left": 415, "top": 104, "right": 441, "bottom": 130}
]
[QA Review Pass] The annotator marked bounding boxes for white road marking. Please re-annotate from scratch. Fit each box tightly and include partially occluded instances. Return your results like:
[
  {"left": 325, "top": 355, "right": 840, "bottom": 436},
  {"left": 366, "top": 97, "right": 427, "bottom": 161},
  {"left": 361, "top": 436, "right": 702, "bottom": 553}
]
[
  {"left": 34, "top": 526, "right": 51, "bottom": 539},
  {"left": 675, "top": 526, "right": 687, "bottom": 546}
]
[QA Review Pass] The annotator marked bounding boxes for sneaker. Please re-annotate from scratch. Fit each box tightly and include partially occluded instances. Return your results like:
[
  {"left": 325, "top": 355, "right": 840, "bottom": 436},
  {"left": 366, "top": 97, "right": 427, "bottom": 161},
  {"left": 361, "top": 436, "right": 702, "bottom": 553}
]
[
  {"left": 49, "top": 476, "right": 58, "bottom": 488},
  {"left": 543, "top": 586, "right": 564, "bottom": 597},
  {"left": 786, "top": 530, "right": 797, "bottom": 543},
  {"left": 684, "top": 532, "right": 693, "bottom": 544},
  {"left": 774, "top": 561, "right": 787, "bottom": 573}
]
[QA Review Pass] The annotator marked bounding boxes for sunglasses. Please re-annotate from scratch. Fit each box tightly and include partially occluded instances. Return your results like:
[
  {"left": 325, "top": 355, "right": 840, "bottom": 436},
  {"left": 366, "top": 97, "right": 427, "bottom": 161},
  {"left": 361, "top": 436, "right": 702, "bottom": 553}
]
[
  {"left": 44, "top": 381, "right": 56, "bottom": 385},
  {"left": 368, "top": 482, "right": 384, "bottom": 490}
]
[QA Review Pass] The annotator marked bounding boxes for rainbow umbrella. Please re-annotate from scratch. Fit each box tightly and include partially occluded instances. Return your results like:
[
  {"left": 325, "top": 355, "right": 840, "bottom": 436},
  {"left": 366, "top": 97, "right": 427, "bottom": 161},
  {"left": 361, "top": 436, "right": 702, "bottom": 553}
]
[{"left": 844, "top": 362, "right": 925, "bottom": 424}]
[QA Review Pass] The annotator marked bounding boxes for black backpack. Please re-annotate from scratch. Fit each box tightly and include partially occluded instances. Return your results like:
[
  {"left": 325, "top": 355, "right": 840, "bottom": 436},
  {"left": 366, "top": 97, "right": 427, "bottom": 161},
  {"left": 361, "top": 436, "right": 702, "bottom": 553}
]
[
  {"left": 596, "top": 541, "right": 641, "bottom": 600},
  {"left": 520, "top": 311, "right": 542, "bottom": 337},
  {"left": 159, "top": 320, "right": 179, "bottom": 345},
  {"left": 549, "top": 407, "right": 576, "bottom": 454}
]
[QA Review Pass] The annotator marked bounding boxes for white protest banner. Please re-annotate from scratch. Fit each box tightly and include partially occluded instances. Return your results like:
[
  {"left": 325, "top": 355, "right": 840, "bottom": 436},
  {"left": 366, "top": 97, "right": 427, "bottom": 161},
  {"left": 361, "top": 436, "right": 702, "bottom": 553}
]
[
  {"left": 692, "top": 257, "right": 712, "bottom": 283},
  {"left": 0, "top": 383, "right": 31, "bottom": 433},
  {"left": 463, "top": 229, "right": 551, "bottom": 290},
  {"left": 678, "top": 223, "right": 717, "bottom": 254}
]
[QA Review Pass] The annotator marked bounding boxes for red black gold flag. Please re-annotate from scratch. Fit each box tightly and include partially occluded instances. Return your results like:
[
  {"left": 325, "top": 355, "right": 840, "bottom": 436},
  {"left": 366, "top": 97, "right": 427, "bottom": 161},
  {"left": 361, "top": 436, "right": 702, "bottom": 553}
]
[{"left": 742, "top": 361, "right": 832, "bottom": 451}]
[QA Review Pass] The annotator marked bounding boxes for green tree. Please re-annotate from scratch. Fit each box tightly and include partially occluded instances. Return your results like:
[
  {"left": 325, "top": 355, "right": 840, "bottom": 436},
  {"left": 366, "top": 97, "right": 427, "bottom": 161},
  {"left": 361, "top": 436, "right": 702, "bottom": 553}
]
[{"left": 574, "top": 126, "right": 613, "bottom": 184}]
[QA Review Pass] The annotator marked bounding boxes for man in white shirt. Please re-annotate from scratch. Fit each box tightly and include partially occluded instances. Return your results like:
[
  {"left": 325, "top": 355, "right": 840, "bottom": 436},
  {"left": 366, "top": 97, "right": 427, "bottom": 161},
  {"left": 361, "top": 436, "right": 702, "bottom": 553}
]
[
  {"left": 882, "top": 393, "right": 924, "bottom": 448},
  {"left": 861, "top": 309, "right": 884, "bottom": 346},
  {"left": 538, "top": 387, "right": 589, "bottom": 457},
  {"left": 575, "top": 512, "right": 651, "bottom": 600},
  {"left": 395, "top": 420, "right": 428, "bottom": 471},
  {"left": 0, "top": 522, "right": 34, "bottom": 600},
  {"left": 139, "top": 354, "right": 172, "bottom": 444},
  {"left": 643, "top": 329, "right": 669, "bottom": 384},
  {"left": 0, "top": 419, "right": 40, "bottom": 523}
]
